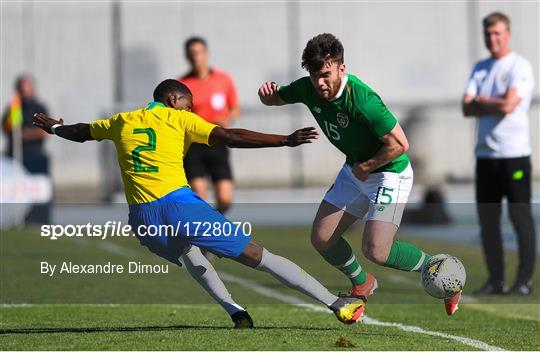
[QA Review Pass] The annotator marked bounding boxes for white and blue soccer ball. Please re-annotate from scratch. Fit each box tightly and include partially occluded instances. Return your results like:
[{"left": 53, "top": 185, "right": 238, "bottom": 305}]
[{"left": 421, "top": 254, "right": 466, "bottom": 299}]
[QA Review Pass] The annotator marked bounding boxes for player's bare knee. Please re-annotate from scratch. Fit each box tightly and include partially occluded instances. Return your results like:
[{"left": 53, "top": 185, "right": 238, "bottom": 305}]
[
  {"left": 236, "top": 241, "right": 263, "bottom": 268},
  {"left": 362, "top": 244, "right": 387, "bottom": 265},
  {"left": 310, "top": 232, "right": 331, "bottom": 251}
]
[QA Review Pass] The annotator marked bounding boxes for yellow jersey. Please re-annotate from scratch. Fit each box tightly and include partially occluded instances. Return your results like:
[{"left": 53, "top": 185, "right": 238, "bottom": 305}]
[{"left": 90, "top": 102, "right": 217, "bottom": 204}]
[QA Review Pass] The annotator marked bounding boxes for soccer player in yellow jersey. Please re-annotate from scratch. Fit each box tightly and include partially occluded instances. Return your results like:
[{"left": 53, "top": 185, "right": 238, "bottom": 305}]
[{"left": 33, "top": 79, "right": 365, "bottom": 328}]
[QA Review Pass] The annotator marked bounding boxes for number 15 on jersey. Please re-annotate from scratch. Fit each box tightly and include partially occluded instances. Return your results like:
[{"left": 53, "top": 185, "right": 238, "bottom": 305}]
[{"left": 323, "top": 121, "right": 341, "bottom": 141}]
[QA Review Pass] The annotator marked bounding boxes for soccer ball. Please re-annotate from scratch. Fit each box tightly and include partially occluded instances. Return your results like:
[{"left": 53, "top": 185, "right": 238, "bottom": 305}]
[{"left": 421, "top": 254, "right": 466, "bottom": 299}]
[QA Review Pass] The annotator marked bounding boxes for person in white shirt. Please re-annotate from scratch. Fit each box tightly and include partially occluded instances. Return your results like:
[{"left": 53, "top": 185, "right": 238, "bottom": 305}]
[{"left": 462, "top": 12, "right": 536, "bottom": 296}]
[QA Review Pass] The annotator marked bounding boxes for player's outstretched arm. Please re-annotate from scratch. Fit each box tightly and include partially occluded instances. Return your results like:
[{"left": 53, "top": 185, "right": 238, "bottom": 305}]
[
  {"left": 209, "top": 126, "right": 318, "bottom": 148},
  {"left": 258, "top": 81, "right": 286, "bottom": 106},
  {"left": 33, "top": 113, "right": 93, "bottom": 143}
]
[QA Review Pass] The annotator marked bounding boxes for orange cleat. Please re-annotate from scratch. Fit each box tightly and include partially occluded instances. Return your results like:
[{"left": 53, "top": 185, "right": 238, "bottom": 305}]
[
  {"left": 349, "top": 273, "right": 378, "bottom": 301},
  {"left": 444, "top": 291, "right": 461, "bottom": 316}
]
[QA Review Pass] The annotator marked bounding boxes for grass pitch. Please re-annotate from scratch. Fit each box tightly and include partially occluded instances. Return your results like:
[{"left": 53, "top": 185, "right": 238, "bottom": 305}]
[{"left": 1, "top": 226, "right": 538, "bottom": 350}]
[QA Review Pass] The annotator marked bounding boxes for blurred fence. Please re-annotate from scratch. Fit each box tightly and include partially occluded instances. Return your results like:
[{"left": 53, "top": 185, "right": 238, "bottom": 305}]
[
  {"left": 1, "top": 1, "right": 539, "bottom": 194},
  {"left": 99, "top": 100, "right": 539, "bottom": 195}
]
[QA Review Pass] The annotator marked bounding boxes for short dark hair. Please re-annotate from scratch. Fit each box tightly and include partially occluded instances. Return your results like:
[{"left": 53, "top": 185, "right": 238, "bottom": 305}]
[
  {"left": 301, "top": 33, "right": 344, "bottom": 73},
  {"left": 483, "top": 12, "right": 511, "bottom": 30},
  {"left": 153, "top": 79, "right": 192, "bottom": 102},
  {"left": 14, "top": 74, "right": 34, "bottom": 93},
  {"left": 184, "top": 36, "right": 207, "bottom": 55}
]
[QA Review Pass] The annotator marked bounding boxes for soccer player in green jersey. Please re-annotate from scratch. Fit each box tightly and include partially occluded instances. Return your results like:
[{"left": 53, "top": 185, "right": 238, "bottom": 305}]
[{"left": 258, "top": 33, "right": 461, "bottom": 315}]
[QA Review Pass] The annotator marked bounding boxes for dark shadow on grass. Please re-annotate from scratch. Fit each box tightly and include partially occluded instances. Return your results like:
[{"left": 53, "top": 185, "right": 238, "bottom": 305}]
[
  {"left": 258, "top": 282, "right": 421, "bottom": 294},
  {"left": 327, "top": 286, "right": 421, "bottom": 293},
  {"left": 0, "top": 324, "right": 338, "bottom": 335}
]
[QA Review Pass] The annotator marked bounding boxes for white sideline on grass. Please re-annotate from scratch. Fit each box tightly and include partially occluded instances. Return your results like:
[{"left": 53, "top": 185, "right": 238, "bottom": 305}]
[
  {"left": 90, "top": 240, "right": 502, "bottom": 351},
  {"left": 219, "top": 272, "right": 504, "bottom": 351}
]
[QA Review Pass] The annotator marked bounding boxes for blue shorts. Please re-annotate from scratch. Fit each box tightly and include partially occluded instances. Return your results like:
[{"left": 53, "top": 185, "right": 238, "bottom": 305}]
[{"left": 128, "top": 187, "right": 251, "bottom": 266}]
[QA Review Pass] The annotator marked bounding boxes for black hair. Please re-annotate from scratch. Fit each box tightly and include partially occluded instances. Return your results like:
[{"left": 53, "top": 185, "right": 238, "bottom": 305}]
[
  {"left": 184, "top": 36, "right": 207, "bottom": 55},
  {"left": 14, "top": 74, "right": 34, "bottom": 93},
  {"left": 153, "top": 79, "right": 192, "bottom": 103},
  {"left": 301, "top": 33, "right": 344, "bottom": 73}
]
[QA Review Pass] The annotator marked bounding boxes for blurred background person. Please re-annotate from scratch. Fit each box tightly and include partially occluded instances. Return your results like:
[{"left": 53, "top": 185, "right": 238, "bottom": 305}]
[
  {"left": 2, "top": 74, "right": 51, "bottom": 223},
  {"left": 179, "top": 36, "right": 239, "bottom": 215},
  {"left": 462, "top": 12, "right": 536, "bottom": 296},
  {"left": 2, "top": 74, "right": 49, "bottom": 173}
]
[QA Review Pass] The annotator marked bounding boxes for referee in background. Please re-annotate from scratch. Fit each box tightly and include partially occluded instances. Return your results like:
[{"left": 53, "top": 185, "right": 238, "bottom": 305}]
[
  {"left": 462, "top": 12, "right": 536, "bottom": 296},
  {"left": 179, "top": 37, "right": 239, "bottom": 215}
]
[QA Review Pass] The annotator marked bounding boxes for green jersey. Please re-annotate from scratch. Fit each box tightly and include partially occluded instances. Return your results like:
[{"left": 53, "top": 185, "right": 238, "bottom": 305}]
[{"left": 279, "top": 74, "right": 409, "bottom": 173}]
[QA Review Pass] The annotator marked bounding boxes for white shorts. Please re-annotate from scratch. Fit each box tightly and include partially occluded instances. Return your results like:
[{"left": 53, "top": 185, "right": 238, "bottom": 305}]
[{"left": 323, "top": 162, "right": 413, "bottom": 226}]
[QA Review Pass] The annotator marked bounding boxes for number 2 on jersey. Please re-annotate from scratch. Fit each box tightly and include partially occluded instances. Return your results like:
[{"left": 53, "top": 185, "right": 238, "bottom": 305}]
[
  {"left": 132, "top": 128, "right": 159, "bottom": 172},
  {"left": 323, "top": 121, "right": 341, "bottom": 141}
]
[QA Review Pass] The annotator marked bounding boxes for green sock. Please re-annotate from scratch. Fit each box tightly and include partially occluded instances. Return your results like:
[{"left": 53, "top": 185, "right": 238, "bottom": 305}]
[
  {"left": 318, "top": 237, "right": 367, "bottom": 286},
  {"left": 384, "top": 241, "right": 431, "bottom": 272}
]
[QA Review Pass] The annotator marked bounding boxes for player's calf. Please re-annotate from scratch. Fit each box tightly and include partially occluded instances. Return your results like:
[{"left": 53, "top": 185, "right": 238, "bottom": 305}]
[
  {"left": 361, "top": 220, "right": 395, "bottom": 266},
  {"left": 363, "top": 222, "right": 430, "bottom": 272},
  {"left": 234, "top": 241, "right": 341, "bottom": 309}
]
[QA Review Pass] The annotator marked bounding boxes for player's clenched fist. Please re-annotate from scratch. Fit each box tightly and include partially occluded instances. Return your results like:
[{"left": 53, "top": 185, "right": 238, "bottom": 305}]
[
  {"left": 258, "top": 81, "right": 279, "bottom": 97},
  {"left": 258, "top": 81, "right": 286, "bottom": 106}
]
